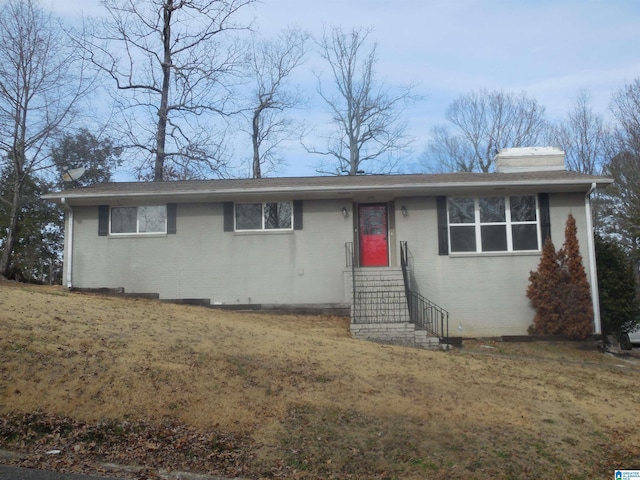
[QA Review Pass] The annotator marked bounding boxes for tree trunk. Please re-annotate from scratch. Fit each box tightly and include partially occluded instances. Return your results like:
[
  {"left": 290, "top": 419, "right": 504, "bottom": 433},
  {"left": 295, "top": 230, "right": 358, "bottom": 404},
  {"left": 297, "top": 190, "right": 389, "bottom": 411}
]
[
  {"left": 349, "top": 135, "right": 359, "bottom": 175},
  {"left": 0, "top": 177, "right": 23, "bottom": 279},
  {"left": 154, "top": 0, "right": 173, "bottom": 182},
  {"left": 252, "top": 107, "right": 262, "bottom": 178}
]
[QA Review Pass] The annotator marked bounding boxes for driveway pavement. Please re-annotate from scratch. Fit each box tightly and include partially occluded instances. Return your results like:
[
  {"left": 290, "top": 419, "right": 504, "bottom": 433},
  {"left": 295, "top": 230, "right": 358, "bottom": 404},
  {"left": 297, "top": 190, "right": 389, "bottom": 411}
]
[
  {"left": 0, "top": 464, "right": 247, "bottom": 480},
  {"left": 0, "top": 465, "right": 116, "bottom": 480}
]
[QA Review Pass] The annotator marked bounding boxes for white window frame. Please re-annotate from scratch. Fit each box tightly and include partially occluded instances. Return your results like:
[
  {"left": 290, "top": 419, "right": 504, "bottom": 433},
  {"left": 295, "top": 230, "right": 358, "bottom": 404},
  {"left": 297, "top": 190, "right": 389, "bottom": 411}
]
[
  {"left": 109, "top": 205, "right": 167, "bottom": 235},
  {"left": 447, "top": 195, "right": 540, "bottom": 253},
  {"left": 234, "top": 201, "right": 293, "bottom": 231}
]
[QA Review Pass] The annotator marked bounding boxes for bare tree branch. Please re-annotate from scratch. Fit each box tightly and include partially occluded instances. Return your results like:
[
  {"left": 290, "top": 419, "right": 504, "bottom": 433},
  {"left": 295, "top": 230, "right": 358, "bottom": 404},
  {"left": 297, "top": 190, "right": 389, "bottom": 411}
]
[
  {"left": 306, "top": 26, "right": 416, "bottom": 175},
  {"left": 599, "top": 79, "right": 640, "bottom": 259},
  {"left": 0, "top": 0, "right": 91, "bottom": 277},
  {"left": 422, "top": 89, "right": 547, "bottom": 173},
  {"left": 243, "top": 26, "right": 310, "bottom": 178},
  {"left": 81, "top": 0, "right": 255, "bottom": 180},
  {"left": 548, "top": 90, "right": 611, "bottom": 175}
]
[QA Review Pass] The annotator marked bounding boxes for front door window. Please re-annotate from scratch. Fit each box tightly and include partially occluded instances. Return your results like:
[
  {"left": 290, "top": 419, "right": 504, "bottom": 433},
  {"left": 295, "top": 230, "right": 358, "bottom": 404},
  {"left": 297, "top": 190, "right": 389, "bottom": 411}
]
[{"left": 359, "top": 204, "right": 389, "bottom": 267}]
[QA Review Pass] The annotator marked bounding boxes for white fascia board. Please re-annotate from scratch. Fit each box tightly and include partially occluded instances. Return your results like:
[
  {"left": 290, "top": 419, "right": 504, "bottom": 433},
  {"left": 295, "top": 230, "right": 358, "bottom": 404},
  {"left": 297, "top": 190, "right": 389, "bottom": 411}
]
[{"left": 42, "top": 177, "right": 612, "bottom": 205}]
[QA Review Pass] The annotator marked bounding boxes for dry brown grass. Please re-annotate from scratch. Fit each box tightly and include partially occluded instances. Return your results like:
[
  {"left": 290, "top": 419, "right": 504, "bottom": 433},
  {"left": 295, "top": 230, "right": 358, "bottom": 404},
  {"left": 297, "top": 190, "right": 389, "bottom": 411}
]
[{"left": 1, "top": 281, "right": 640, "bottom": 479}]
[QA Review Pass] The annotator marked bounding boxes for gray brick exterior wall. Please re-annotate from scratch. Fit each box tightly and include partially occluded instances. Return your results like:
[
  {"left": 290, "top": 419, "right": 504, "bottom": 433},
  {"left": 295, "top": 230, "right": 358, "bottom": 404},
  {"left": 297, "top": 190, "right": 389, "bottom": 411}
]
[{"left": 65, "top": 191, "right": 595, "bottom": 339}]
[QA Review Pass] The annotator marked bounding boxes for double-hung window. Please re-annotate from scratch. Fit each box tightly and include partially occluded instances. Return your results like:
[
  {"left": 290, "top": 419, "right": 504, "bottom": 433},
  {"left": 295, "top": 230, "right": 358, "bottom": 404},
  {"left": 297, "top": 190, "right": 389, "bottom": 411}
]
[
  {"left": 110, "top": 206, "right": 167, "bottom": 234},
  {"left": 235, "top": 202, "right": 292, "bottom": 231},
  {"left": 447, "top": 195, "right": 539, "bottom": 253}
]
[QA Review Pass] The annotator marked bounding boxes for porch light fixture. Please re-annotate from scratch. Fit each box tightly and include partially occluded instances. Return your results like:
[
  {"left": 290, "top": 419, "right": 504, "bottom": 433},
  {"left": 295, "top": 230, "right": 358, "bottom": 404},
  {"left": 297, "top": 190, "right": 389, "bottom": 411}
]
[
  {"left": 341, "top": 207, "right": 349, "bottom": 217},
  {"left": 401, "top": 205, "right": 408, "bottom": 217}
]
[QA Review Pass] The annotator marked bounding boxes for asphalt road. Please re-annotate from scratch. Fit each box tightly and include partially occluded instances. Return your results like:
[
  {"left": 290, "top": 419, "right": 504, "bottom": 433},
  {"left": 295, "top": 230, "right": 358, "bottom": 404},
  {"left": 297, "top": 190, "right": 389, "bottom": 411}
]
[
  {"left": 0, "top": 465, "right": 117, "bottom": 480},
  {"left": 0, "top": 464, "right": 246, "bottom": 480}
]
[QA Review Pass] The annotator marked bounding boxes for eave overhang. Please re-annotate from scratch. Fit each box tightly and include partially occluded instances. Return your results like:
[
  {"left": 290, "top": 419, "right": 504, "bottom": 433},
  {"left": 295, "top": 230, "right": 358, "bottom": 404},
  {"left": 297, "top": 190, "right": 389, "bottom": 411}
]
[{"left": 41, "top": 172, "right": 613, "bottom": 207}]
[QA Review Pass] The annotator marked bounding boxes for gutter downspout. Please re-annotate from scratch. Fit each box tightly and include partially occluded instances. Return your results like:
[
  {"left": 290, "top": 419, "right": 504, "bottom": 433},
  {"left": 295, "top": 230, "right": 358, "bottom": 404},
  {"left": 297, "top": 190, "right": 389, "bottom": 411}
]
[
  {"left": 61, "top": 198, "right": 74, "bottom": 289},
  {"left": 584, "top": 183, "right": 601, "bottom": 335}
]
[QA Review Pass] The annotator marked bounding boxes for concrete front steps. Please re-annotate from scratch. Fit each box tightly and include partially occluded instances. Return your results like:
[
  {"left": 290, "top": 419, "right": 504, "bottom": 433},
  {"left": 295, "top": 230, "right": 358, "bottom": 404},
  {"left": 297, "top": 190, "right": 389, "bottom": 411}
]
[
  {"left": 351, "top": 321, "right": 443, "bottom": 349},
  {"left": 347, "top": 267, "right": 442, "bottom": 349},
  {"left": 349, "top": 267, "right": 408, "bottom": 322}
]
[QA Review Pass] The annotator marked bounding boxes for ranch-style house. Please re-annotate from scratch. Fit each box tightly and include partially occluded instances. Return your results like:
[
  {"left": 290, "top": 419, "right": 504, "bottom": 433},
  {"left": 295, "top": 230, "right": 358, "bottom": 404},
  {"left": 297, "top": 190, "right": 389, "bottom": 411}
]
[{"left": 43, "top": 147, "right": 612, "bottom": 347}]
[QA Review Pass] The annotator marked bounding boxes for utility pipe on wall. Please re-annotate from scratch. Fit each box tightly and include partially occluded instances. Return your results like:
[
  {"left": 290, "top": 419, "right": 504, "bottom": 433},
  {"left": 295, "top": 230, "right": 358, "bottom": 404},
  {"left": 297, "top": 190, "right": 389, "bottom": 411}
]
[
  {"left": 584, "top": 183, "right": 601, "bottom": 335},
  {"left": 60, "top": 198, "right": 74, "bottom": 288}
]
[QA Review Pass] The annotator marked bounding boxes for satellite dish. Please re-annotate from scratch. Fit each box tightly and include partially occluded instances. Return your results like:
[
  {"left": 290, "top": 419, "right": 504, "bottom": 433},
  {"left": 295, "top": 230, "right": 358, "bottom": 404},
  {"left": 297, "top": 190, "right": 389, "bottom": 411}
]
[{"left": 62, "top": 167, "right": 86, "bottom": 182}]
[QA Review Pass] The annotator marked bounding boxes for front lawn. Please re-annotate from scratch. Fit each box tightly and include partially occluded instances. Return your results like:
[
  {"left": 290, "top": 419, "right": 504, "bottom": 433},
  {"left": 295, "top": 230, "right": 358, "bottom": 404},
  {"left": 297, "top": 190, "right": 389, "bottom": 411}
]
[{"left": 1, "top": 281, "right": 639, "bottom": 479}]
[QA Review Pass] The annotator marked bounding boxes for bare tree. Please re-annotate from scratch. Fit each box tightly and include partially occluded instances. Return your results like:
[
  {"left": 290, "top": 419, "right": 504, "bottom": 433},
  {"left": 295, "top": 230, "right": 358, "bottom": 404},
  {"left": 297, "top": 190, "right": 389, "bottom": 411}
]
[
  {"left": 549, "top": 90, "right": 611, "bottom": 175},
  {"left": 547, "top": 90, "right": 613, "bottom": 235},
  {"left": 423, "top": 125, "right": 478, "bottom": 173},
  {"left": 86, "top": 0, "right": 254, "bottom": 181},
  {"left": 610, "top": 78, "right": 640, "bottom": 156},
  {"left": 602, "top": 150, "right": 640, "bottom": 254},
  {"left": 0, "top": 0, "right": 89, "bottom": 279},
  {"left": 422, "top": 89, "right": 548, "bottom": 173},
  {"left": 307, "top": 26, "right": 415, "bottom": 175},
  {"left": 244, "top": 26, "right": 309, "bottom": 178},
  {"left": 600, "top": 79, "right": 640, "bottom": 258}
]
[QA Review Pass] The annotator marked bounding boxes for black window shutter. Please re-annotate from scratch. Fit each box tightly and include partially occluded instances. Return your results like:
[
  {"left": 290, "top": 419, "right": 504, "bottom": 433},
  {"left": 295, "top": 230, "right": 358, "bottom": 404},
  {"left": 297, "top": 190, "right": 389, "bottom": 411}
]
[
  {"left": 223, "top": 202, "right": 234, "bottom": 232},
  {"left": 293, "top": 200, "right": 303, "bottom": 230},
  {"left": 167, "top": 203, "right": 177, "bottom": 234},
  {"left": 98, "top": 205, "right": 109, "bottom": 236},
  {"left": 539, "top": 193, "right": 551, "bottom": 243},
  {"left": 436, "top": 196, "right": 449, "bottom": 255}
]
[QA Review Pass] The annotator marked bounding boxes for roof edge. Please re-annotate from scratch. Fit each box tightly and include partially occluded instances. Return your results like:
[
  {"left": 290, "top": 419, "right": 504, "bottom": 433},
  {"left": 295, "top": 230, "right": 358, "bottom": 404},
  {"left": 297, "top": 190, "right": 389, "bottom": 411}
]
[{"left": 41, "top": 175, "right": 613, "bottom": 204}]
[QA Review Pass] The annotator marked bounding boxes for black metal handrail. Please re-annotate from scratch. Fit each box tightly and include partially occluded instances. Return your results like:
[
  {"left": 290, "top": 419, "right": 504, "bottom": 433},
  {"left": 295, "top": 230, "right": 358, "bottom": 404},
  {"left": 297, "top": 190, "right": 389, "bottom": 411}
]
[
  {"left": 350, "top": 289, "right": 410, "bottom": 324},
  {"left": 407, "top": 290, "right": 450, "bottom": 340},
  {"left": 400, "top": 241, "right": 411, "bottom": 300},
  {"left": 345, "top": 241, "right": 354, "bottom": 268},
  {"left": 400, "top": 241, "right": 450, "bottom": 341},
  {"left": 345, "top": 242, "right": 356, "bottom": 321}
]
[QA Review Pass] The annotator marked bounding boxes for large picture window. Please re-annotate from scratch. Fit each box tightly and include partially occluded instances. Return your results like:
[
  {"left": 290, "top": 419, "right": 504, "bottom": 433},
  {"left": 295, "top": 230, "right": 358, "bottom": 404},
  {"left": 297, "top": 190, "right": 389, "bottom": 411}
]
[
  {"left": 235, "top": 202, "right": 292, "bottom": 231},
  {"left": 110, "top": 206, "right": 167, "bottom": 234},
  {"left": 447, "top": 195, "right": 539, "bottom": 253}
]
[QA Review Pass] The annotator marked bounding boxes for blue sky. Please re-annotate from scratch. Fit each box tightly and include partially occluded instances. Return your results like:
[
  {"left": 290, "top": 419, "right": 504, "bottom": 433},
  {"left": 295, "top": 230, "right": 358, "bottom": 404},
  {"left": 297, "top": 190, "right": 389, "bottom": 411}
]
[{"left": 47, "top": 0, "right": 640, "bottom": 176}]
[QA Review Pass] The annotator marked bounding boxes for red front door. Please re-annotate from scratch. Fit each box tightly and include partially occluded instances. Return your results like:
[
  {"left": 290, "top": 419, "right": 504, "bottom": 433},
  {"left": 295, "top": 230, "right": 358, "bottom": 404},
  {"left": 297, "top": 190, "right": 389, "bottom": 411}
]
[{"left": 359, "top": 204, "right": 389, "bottom": 267}]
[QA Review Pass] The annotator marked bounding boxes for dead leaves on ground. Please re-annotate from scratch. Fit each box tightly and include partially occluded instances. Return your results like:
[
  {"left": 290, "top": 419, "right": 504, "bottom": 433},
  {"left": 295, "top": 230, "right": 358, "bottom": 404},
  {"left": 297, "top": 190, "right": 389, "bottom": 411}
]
[{"left": 0, "top": 412, "right": 253, "bottom": 479}]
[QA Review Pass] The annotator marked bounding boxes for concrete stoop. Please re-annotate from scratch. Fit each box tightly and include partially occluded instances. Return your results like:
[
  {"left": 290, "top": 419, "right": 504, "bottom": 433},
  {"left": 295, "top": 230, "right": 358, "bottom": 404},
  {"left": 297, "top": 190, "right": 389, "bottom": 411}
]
[
  {"left": 347, "top": 267, "right": 445, "bottom": 349},
  {"left": 350, "top": 321, "right": 442, "bottom": 350},
  {"left": 414, "top": 329, "right": 441, "bottom": 349}
]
